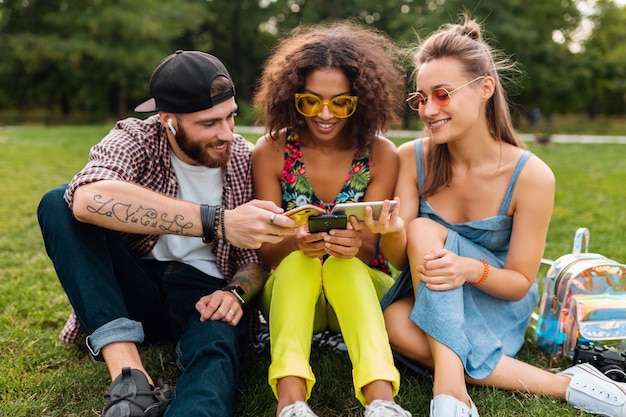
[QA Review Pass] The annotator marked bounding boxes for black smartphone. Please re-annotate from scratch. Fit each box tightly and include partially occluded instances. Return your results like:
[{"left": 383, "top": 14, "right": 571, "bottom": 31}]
[{"left": 308, "top": 214, "right": 347, "bottom": 233}]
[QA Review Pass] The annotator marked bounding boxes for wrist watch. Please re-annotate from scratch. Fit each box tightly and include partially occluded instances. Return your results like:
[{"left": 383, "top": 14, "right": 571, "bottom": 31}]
[{"left": 221, "top": 285, "right": 247, "bottom": 305}]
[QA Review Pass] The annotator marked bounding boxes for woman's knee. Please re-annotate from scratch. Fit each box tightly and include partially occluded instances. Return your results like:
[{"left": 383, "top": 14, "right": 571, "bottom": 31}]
[
  {"left": 276, "top": 251, "right": 318, "bottom": 272},
  {"left": 406, "top": 217, "right": 448, "bottom": 250},
  {"left": 322, "top": 257, "right": 364, "bottom": 283},
  {"left": 407, "top": 217, "right": 447, "bottom": 238}
]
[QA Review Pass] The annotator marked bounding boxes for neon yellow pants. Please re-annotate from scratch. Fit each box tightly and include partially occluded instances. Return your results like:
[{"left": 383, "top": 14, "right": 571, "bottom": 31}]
[{"left": 260, "top": 251, "right": 400, "bottom": 405}]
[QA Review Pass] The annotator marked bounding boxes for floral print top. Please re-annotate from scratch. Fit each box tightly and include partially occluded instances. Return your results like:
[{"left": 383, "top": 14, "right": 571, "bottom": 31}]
[{"left": 280, "top": 130, "right": 390, "bottom": 274}]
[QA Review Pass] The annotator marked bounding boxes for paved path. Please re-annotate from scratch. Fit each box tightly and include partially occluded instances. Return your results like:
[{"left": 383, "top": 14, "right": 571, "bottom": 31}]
[{"left": 234, "top": 126, "right": 626, "bottom": 144}]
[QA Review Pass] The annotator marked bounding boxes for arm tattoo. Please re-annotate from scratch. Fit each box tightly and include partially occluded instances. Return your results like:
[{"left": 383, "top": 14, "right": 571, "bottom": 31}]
[
  {"left": 231, "top": 263, "right": 269, "bottom": 298},
  {"left": 86, "top": 194, "right": 194, "bottom": 235}
]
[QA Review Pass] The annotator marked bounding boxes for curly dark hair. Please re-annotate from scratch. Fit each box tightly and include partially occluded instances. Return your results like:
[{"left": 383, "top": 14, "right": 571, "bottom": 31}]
[{"left": 253, "top": 20, "right": 406, "bottom": 149}]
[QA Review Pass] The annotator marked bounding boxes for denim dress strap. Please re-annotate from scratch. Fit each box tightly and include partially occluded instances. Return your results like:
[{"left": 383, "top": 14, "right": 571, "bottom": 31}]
[
  {"left": 498, "top": 150, "right": 532, "bottom": 215},
  {"left": 414, "top": 138, "right": 533, "bottom": 216}
]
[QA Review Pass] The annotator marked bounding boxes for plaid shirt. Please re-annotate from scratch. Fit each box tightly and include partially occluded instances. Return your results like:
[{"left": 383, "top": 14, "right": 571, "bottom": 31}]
[{"left": 60, "top": 115, "right": 262, "bottom": 343}]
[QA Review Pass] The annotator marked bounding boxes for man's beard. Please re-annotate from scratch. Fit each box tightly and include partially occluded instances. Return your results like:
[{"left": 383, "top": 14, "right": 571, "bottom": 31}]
[{"left": 175, "top": 126, "right": 231, "bottom": 168}]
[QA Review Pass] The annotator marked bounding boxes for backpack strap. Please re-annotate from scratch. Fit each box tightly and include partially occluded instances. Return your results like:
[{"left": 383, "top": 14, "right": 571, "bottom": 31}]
[{"left": 572, "top": 227, "right": 590, "bottom": 255}]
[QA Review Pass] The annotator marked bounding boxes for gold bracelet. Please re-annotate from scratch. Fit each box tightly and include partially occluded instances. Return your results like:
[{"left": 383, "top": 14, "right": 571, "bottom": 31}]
[{"left": 469, "top": 259, "right": 489, "bottom": 287}]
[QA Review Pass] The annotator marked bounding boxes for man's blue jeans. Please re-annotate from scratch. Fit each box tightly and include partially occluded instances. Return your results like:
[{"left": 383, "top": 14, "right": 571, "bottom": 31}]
[{"left": 38, "top": 185, "right": 247, "bottom": 417}]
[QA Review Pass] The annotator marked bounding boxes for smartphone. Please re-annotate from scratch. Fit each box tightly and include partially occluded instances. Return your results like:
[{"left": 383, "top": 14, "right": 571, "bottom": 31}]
[
  {"left": 308, "top": 214, "right": 347, "bottom": 233},
  {"left": 285, "top": 204, "right": 327, "bottom": 226},
  {"left": 331, "top": 200, "right": 398, "bottom": 221}
]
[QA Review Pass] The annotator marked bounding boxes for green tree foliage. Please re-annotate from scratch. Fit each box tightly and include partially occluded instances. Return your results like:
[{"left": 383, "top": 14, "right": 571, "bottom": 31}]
[
  {"left": 268, "top": 0, "right": 585, "bottom": 119},
  {"left": 0, "top": 0, "right": 211, "bottom": 120},
  {"left": 469, "top": 0, "right": 584, "bottom": 117},
  {"left": 0, "top": 0, "right": 624, "bottom": 123},
  {"left": 582, "top": 0, "right": 626, "bottom": 116}
]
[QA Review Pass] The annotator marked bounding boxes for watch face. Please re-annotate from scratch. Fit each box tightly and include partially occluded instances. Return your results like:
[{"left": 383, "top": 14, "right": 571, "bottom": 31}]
[
  {"left": 232, "top": 286, "right": 245, "bottom": 297},
  {"left": 223, "top": 285, "right": 247, "bottom": 304},
  {"left": 234, "top": 286, "right": 248, "bottom": 303}
]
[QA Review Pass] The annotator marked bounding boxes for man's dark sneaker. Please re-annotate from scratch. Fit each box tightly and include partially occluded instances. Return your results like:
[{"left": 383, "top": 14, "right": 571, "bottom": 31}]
[{"left": 102, "top": 367, "right": 172, "bottom": 417}]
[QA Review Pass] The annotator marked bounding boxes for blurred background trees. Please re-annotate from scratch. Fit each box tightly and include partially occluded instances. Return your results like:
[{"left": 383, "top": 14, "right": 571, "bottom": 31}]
[{"left": 0, "top": 0, "right": 624, "bottom": 125}]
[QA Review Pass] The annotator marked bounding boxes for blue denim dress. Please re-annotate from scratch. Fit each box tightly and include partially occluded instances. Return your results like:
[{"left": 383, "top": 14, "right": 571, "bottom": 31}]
[{"left": 381, "top": 139, "right": 539, "bottom": 380}]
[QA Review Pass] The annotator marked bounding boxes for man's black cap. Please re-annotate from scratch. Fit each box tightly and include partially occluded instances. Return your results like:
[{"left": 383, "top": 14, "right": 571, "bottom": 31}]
[{"left": 134, "top": 50, "right": 235, "bottom": 113}]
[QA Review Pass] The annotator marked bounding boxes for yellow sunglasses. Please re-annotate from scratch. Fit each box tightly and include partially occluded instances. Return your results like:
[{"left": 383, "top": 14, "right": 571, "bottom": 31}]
[{"left": 294, "top": 93, "right": 358, "bottom": 118}]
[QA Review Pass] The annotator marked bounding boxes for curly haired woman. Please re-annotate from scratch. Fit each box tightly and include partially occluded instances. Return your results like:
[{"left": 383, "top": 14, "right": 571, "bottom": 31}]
[{"left": 251, "top": 20, "right": 411, "bottom": 417}]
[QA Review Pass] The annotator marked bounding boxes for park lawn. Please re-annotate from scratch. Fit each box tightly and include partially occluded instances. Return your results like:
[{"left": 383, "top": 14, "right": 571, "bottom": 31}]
[{"left": 1, "top": 124, "right": 624, "bottom": 416}]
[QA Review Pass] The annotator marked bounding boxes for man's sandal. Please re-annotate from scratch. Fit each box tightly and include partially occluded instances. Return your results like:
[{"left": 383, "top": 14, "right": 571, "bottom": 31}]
[{"left": 102, "top": 367, "right": 172, "bottom": 417}]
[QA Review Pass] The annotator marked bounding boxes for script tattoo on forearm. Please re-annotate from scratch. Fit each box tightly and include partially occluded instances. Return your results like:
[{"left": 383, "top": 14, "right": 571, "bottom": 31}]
[{"left": 86, "top": 195, "right": 194, "bottom": 235}]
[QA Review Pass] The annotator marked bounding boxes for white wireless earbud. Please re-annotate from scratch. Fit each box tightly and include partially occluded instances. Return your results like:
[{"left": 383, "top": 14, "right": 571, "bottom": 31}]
[{"left": 167, "top": 118, "right": 176, "bottom": 135}]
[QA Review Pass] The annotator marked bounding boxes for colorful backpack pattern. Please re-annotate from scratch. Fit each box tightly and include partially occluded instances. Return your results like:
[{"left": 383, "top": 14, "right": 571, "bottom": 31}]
[{"left": 535, "top": 227, "right": 626, "bottom": 357}]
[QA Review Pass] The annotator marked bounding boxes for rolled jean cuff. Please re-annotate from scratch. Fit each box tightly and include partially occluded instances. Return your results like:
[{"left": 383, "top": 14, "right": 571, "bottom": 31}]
[{"left": 86, "top": 317, "right": 145, "bottom": 358}]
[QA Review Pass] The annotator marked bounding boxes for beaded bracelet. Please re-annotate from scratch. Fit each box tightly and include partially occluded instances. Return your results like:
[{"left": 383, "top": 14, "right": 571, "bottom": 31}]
[
  {"left": 212, "top": 206, "right": 221, "bottom": 243},
  {"left": 219, "top": 206, "right": 226, "bottom": 243},
  {"left": 469, "top": 259, "right": 489, "bottom": 287}
]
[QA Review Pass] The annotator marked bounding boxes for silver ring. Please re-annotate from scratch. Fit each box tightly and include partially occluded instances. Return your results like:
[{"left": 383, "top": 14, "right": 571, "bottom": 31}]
[
  {"left": 228, "top": 310, "right": 235, "bottom": 316},
  {"left": 269, "top": 213, "right": 276, "bottom": 225}
]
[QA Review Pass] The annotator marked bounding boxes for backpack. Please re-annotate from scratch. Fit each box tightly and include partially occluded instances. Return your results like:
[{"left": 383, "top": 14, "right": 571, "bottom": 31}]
[{"left": 535, "top": 227, "right": 626, "bottom": 358}]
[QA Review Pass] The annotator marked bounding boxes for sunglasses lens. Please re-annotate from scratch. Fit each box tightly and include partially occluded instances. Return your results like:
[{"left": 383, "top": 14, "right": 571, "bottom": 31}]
[
  {"left": 406, "top": 93, "right": 426, "bottom": 111},
  {"left": 296, "top": 95, "right": 321, "bottom": 117},
  {"left": 330, "top": 96, "right": 356, "bottom": 118},
  {"left": 432, "top": 89, "right": 451, "bottom": 106}
]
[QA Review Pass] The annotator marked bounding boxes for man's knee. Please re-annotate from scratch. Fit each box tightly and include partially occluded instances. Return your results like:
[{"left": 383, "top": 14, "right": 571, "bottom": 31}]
[
  {"left": 177, "top": 319, "right": 244, "bottom": 364},
  {"left": 38, "top": 185, "right": 70, "bottom": 225}
]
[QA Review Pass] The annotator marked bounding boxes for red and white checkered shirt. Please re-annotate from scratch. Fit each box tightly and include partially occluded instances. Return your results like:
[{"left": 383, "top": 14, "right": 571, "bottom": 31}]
[{"left": 59, "top": 115, "right": 262, "bottom": 343}]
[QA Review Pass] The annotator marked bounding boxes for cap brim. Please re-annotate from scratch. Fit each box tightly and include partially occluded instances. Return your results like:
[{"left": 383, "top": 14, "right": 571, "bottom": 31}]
[{"left": 134, "top": 98, "right": 157, "bottom": 113}]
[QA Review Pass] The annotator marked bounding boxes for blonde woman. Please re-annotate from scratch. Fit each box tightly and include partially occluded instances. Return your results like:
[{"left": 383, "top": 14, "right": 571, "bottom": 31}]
[{"left": 373, "top": 14, "right": 626, "bottom": 417}]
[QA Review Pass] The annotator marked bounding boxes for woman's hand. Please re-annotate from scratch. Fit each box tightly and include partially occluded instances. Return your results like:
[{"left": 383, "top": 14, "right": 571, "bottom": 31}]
[
  {"left": 322, "top": 225, "right": 362, "bottom": 258},
  {"left": 361, "top": 198, "right": 404, "bottom": 235},
  {"left": 294, "top": 225, "right": 328, "bottom": 258},
  {"left": 415, "top": 249, "right": 477, "bottom": 291},
  {"left": 294, "top": 218, "right": 363, "bottom": 259}
]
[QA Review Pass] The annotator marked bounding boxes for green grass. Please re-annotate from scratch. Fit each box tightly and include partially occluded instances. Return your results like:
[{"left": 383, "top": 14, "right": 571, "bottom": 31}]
[
  {"left": 516, "top": 113, "right": 626, "bottom": 137},
  {"left": 0, "top": 125, "right": 624, "bottom": 416}
]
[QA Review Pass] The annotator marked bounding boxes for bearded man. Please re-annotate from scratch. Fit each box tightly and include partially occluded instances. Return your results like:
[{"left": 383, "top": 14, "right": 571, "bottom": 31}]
[{"left": 37, "top": 50, "right": 296, "bottom": 417}]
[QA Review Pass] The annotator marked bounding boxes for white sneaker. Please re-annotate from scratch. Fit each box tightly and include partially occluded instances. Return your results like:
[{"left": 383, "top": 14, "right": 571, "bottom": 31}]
[
  {"left": 559, "top": 363, "right": 626, "bottom": 416},
  {"left": 279, "top": 401, "right": 319, "bottom": 417},
  {"left": 364, "top": 399, "right": 412, "bottom": 417},
  {"left": 429, "top": 394, "right": 479, "bottom": 417}
]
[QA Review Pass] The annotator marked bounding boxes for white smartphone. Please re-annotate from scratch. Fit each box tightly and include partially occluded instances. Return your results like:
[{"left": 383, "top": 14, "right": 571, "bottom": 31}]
[{"left": 331, "top": 200, "right": 398, "bottom": 221}]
